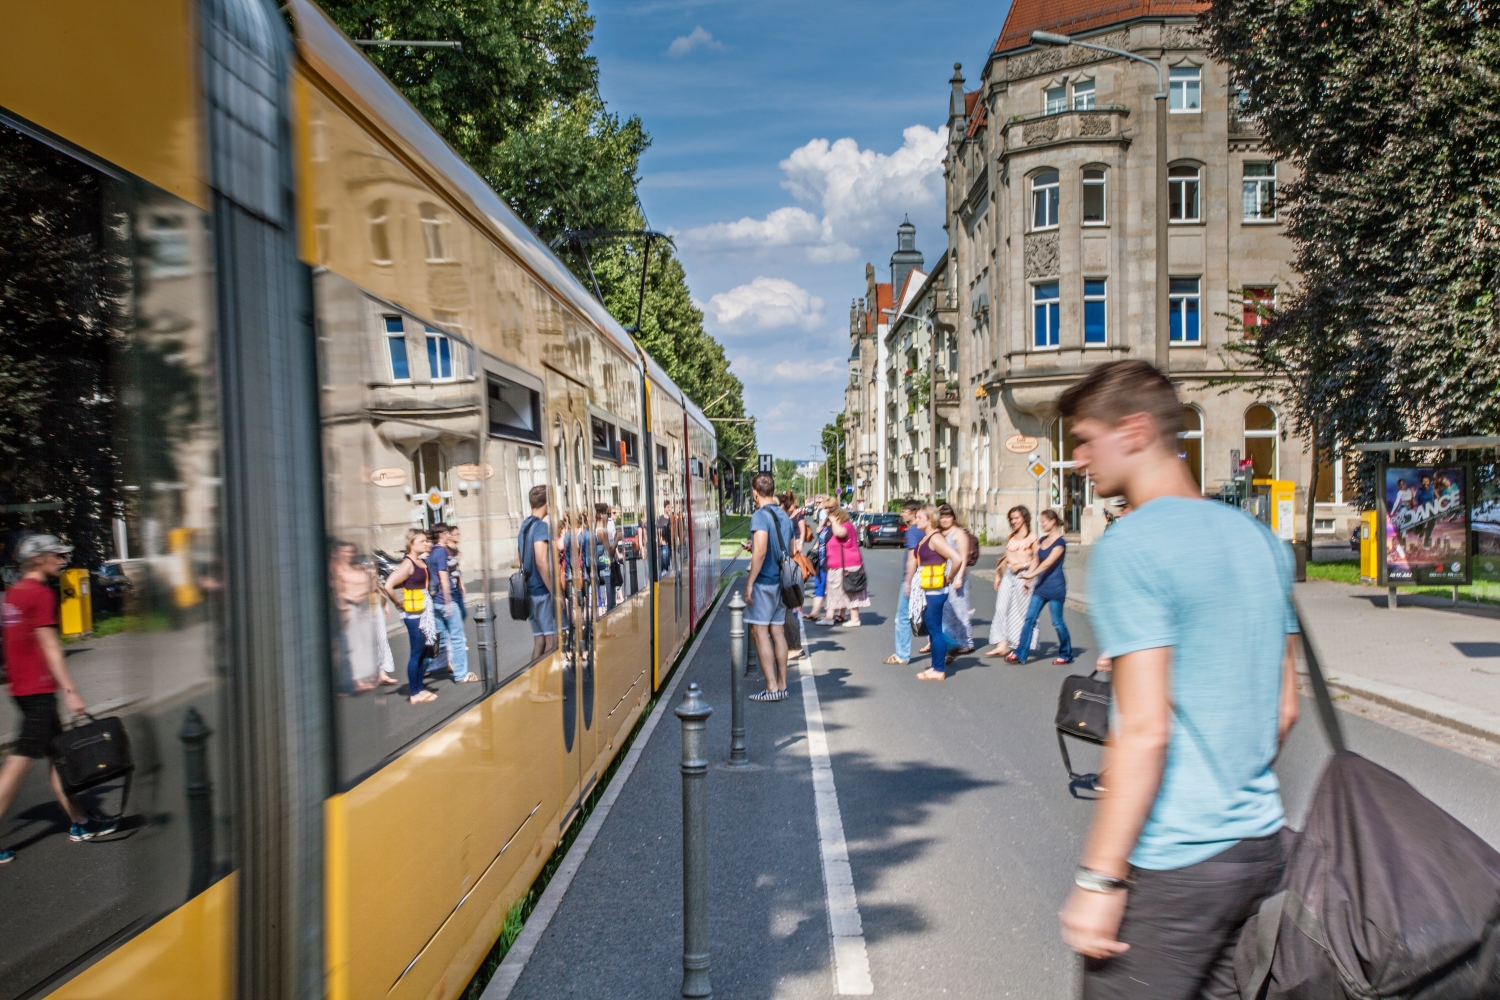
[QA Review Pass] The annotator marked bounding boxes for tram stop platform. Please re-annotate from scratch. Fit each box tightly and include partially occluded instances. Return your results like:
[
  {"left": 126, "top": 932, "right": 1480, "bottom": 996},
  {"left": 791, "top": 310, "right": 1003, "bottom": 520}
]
[{"left": 484, "top": 573, "right": 846, "bottom": 1000}]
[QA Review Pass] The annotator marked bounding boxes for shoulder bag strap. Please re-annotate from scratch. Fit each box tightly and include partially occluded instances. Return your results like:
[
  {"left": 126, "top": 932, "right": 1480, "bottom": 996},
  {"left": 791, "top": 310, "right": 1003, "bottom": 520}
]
[{"left": 519, "top": 517, "right": 537, "bottom": 577}]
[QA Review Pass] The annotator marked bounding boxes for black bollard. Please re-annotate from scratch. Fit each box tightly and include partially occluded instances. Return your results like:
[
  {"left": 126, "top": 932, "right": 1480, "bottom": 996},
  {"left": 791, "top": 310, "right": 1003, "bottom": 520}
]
[
  {"left": 727, "top": 592, "right": 748, "bottom": 767},
  {"left": 676, "top": 683, "right": 713, "bottom": 998},
  {"left": 179, "top": 706, "right": 215, "bottom": 896}
]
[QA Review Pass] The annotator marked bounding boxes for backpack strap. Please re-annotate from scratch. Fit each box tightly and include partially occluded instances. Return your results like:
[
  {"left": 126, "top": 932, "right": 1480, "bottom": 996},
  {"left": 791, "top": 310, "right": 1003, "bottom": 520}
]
[
  {"left": 1242, "top": 890, "right": 1287, "bottom": 1000},
  {"left": 519, "top": 517, "right": 538, "bottom": 579}
]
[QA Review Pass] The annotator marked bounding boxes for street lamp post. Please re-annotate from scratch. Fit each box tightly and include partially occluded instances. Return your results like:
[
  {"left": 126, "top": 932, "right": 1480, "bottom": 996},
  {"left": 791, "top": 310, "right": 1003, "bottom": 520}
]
[{"left": 1031, "top": 30, "right": 1169, "bottom": 374}]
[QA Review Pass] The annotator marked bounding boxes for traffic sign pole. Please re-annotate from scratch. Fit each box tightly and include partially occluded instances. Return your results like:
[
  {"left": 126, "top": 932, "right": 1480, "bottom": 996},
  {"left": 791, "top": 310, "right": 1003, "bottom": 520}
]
[{"left": 1027, "top": 452, "right": 1048, "bottom": 522}]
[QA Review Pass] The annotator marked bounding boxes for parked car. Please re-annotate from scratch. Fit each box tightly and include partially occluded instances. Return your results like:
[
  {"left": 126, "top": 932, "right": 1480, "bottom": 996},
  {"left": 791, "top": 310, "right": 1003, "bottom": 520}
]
[
  {"left": 852, "top": 512, "right": 871, "bottom": 545},
  {"left": 864, "top": 512, "right": 906, "bottom": 547},
  {"left": 92, "top": 562, "right": 133, "bottom": 616}
]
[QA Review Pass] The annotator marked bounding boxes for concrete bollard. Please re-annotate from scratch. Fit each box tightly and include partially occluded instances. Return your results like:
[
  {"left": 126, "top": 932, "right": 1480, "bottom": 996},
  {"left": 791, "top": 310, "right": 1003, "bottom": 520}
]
[
  {"left": 727, "top": 591, "right": 748, "bottom": 767},
  {"left": 676, "top": 683, "right": 713, "bottom": 998}
]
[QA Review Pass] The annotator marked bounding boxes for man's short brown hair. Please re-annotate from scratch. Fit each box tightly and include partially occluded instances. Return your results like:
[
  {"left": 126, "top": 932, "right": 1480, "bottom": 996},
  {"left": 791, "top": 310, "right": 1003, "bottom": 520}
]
[
  {"left": 751, "top": 471, "right": 775, "bottom": 497},
  {"left": 901, "top": 499, "right": 922, "bottom": 513},
  {"left": 1058, "top": 360, "right": 1182, "bottom": 442},
  {"left": 528, "top": 485, "right": 548, "bottom": 510}
]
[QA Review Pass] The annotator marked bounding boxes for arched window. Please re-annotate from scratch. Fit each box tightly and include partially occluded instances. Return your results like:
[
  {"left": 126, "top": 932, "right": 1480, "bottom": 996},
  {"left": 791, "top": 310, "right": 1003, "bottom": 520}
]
[
  {"left": 368, "top": 199, "right": 391, "bottom": 264},
  {"left": 1169, "top": 166, "right": 1200, "bottom": 222},
  {"left": 1178, "top": 405, "right": 1204, "bottom": 491},
  {"left": 420, "top": 202, "right": 447, "bottom": 262},
  {"left": 1245, "top": 404, "right": 1278, "bottom": 479},
  {"left": 1032, "top": 171, "right": 1059, "bottom": 230}
]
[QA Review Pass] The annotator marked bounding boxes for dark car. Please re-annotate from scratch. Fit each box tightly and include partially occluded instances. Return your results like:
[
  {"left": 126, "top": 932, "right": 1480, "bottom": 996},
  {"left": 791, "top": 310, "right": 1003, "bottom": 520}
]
[
  {"left": 92, "top": 562, "right": 133, "bottom": 617},
  {"left": 864, "top": 513, "right": 907, "bottom": 547}
]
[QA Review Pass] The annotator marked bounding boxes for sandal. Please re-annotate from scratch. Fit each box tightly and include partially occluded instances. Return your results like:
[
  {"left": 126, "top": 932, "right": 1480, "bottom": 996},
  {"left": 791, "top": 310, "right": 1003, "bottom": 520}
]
[
  {"left": 882, "top": 655, "right": 909, "bottom": 665},
  {"left": 1053, "top": 657, "right": 1074, "bottom": 666},
  {"left": 915, "top": 668, "right": 947, "bottom": 681},
  {"left": 919, "top": 643, "right": 931, "bottom": 654},
  {"left": 409, "top": 690, "right": 438, "bottom": 704},
  {"left": 1004, "top": 653, "right": 1022, "bottom": 664},
  {"left": 983, "top": 645, "right": 1010, "bottom": 658},
  {"left": 377, "top": 672, "right": 399, "bottom": 686}
]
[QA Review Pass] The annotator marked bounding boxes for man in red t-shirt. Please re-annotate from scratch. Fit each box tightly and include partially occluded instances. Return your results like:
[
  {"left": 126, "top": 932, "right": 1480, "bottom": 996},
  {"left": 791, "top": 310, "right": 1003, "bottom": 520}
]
[{"left": 0, "top": 535, "right": 101, "bottom": 864}]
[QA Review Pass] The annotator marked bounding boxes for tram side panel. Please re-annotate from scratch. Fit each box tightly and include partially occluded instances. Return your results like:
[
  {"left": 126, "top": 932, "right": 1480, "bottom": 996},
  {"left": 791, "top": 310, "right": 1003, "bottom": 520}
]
[
  {"left": 687, "top": 416, "right": 720, "bottom": 619},
  {"left": 647, "top": 382, "right": 691, "bottom": 688},
  {"left": 296, "top": 69, "right": 574, "bottom": 1000}
]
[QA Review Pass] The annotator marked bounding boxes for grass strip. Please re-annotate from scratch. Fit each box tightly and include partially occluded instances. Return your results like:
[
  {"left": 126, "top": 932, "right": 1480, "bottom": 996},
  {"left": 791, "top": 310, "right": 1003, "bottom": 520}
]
[
  {"left": 1306, "top": 558, "right": 1500, "bottom": 606},
  {"left": 460, "top": 577, "right": 735, "bottom": 999}
]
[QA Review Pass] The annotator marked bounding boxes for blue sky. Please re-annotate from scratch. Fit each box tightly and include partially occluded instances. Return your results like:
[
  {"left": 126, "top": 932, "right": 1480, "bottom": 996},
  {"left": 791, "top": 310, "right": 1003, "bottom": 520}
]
[{"left": 591, "top": 0, "right": 1012, "bottom": 461}]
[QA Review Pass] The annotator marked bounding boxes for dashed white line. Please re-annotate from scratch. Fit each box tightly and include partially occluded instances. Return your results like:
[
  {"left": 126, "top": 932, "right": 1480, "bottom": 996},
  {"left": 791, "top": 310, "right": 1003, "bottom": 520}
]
[{"left": 797, "top": 647, "right": 874, "bottom": 995}]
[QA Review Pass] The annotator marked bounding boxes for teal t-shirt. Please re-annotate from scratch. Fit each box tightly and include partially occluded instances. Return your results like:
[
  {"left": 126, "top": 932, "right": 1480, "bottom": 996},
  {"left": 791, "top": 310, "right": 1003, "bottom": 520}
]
[{"left": 1088, "top": 496, "right": 1297, "bottom": 870}]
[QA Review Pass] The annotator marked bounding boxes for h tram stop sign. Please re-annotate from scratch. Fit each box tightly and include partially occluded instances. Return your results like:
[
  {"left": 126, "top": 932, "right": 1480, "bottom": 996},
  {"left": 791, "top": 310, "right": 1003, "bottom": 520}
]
[
  {"left": 758, "top": 454, "right": 774, "bottom": 474},
  {"left": 1027, "top": 455, "right": 1049, "bottom": 481}
]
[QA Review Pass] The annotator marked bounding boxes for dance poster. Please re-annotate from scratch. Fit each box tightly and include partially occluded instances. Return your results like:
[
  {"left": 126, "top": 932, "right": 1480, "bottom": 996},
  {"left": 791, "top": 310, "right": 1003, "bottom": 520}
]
[{"left": 1380, "top": 465, "right": 1470, "bottom": 585}]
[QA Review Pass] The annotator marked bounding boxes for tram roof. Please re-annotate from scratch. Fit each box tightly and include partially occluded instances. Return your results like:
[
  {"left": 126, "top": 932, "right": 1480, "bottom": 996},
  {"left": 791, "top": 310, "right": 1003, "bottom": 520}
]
[{"left": 290, "top": 0, "right": 640, "bottom": 365}]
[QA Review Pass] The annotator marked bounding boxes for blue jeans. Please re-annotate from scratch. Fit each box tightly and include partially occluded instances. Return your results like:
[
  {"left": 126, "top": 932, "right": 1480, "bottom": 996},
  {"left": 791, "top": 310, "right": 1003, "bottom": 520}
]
[
  {"left": 923, "top": 593, "right": 950, "bottom": 675},
  {"left": 1015, "top": 593, "right": 1073, "bottom": 663},
  {"left": 894, "top": 590, "right": 911, "bottom": 661},
  {"left": 403, "top": 615, "right": 429, "bottom": 694},
  {"left": 435, "top": 601, "right": 470, "bottom": 679}
]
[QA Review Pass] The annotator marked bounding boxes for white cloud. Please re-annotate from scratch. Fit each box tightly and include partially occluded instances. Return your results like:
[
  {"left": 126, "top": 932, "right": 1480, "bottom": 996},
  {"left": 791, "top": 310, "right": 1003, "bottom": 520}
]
[
  {"left": 731, "top": 355, "right": 844, "bottom": 386},
  {"left": 666, "top": 26, "right": 724, "bottom": 57},
  {"left": 700, "top": 277, "right": 825, "bottom": 332},
  {"left": 680, "top": 125, "right": 945, "bottom": 261}
]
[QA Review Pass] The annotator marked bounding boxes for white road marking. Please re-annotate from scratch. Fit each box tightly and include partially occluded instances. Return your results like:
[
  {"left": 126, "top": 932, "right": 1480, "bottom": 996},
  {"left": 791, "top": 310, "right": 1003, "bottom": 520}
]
[{"left": 797, "top": 646, "right": 874, "bottom": 995}]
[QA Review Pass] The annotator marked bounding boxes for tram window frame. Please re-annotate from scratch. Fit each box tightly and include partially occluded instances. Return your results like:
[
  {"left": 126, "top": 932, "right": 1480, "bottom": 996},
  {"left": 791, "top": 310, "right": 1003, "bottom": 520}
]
[
  {"left": 620, "top": 428, "right": 639, "bottom": 465},
  {"left": 656, "top": 443, "right": 669, "bottom": 471},
  {"left": 486, "top": 372, "right": 541, "bottom": 443},
  {"left": 591, "top": 415, "right": 617, "bottom": 459}
]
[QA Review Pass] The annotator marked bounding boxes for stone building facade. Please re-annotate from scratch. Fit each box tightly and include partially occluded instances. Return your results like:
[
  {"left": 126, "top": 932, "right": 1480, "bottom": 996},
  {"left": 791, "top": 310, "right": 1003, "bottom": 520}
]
[{"left": 925, "top": 0, "right": 1360, "bottom": 541}]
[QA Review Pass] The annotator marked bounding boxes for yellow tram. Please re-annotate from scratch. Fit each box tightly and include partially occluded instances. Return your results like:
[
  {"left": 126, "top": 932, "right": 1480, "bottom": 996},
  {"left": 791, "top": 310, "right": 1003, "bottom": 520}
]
[{"left": 0, "top": 1, "right": 720, "bottom": 997}]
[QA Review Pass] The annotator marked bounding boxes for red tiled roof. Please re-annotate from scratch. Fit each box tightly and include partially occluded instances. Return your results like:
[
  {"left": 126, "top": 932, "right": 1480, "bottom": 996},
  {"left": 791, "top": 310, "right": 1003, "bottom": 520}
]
[
  {"left": 965, "top": 89, "right": 988, "bottom": 138},
  {"left": 994, "top": 0, "right": 1207, "bottom": 55},
  {"left": 870, "top": 283, "right": 893, "bottom": 333}
]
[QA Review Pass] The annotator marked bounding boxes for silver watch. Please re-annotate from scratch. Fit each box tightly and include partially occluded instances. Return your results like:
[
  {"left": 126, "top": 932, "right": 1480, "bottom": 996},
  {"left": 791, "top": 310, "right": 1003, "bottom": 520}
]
[{"left": 1074, "top": 866, "right": 1129, "bottom": 893}]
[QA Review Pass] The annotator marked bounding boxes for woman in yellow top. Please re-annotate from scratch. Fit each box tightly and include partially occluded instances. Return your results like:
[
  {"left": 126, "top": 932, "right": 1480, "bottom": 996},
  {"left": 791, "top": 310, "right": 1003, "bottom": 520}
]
[
  {"left": 385, "top": 529, "right": 438, "bottom": 705},
  {"left": 913, "top": 505, "right": 963, "bottom": 682}
]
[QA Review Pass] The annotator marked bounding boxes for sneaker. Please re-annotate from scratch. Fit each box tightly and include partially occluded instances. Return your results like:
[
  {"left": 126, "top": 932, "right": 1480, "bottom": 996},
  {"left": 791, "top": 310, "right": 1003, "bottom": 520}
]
[
  {"left": 69, "top": 819, "right": 118, "bottom": 842},
  {"left": 91, "top": 818, "right": 119, "bottom": 838},
  {"left": 69, "top": 823, "right": 94, "bottom": 843},
  {"left": 0, "top": 849, "right": 13, "bottom": 864}
]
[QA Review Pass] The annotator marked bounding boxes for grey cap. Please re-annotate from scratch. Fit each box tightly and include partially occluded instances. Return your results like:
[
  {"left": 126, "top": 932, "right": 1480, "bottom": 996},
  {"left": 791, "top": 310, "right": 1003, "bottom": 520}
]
[{"left": 15, "top": 534, "right": 73, "bottom": 564}]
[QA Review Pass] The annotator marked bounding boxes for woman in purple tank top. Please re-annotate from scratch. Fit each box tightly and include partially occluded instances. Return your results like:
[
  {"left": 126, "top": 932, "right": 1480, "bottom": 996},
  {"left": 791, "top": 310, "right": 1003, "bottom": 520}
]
[
  {"left": 913, "top": 505, "right": 962, "bottom": 682},
  {"left": 384, "top": 529, "right": 437, "bottom": 705}
]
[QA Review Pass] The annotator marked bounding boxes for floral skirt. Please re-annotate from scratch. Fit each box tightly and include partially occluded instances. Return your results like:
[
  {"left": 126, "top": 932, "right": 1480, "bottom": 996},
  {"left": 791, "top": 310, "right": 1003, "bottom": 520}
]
[{"left": 824, "top": 568, "right": 870, "bottom": 610}]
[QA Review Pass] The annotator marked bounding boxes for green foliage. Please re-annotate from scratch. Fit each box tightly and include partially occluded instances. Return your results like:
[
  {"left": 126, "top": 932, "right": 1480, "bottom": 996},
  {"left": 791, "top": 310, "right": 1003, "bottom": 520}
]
[
  {"left": 773, "top": 458, "right": 803, "bottom": 497},
  {"left": 315, "top": 0, "right": 754, "bottom": 471},
  {"left": 1201, "top": 0, "right": 1500, "bottom": 505}
]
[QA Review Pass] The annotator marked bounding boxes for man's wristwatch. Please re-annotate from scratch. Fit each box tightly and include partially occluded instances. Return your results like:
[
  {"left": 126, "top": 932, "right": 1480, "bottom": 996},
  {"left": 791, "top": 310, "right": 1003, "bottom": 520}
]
[{"left": 1074, "top": 866, "right": 1129, "bottom": 894}]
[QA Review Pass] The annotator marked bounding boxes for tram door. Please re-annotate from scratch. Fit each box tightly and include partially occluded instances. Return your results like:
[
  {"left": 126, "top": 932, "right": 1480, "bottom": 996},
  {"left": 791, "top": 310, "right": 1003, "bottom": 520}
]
[{"left": 547, "top": 372, "right": 597, "bottom": 822}]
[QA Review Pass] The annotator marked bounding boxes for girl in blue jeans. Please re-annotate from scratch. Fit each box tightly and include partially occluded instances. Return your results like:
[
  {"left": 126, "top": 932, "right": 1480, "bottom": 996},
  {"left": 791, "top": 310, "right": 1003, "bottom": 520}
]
[
  {"left": 384, "top": 529, "right": 438, "bottom": 704},
  {"left": 912, "top": 505, "right": 964, "bottom": 681},
  {"left": 1011, "top": 509, "right": 1073, "bottom": 664}
]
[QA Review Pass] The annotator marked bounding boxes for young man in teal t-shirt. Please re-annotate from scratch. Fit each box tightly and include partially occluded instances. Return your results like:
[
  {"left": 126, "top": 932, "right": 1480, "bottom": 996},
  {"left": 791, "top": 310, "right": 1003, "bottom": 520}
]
[{"left": 1057, "top": 361, "right": 1301, "bottom": 1000}]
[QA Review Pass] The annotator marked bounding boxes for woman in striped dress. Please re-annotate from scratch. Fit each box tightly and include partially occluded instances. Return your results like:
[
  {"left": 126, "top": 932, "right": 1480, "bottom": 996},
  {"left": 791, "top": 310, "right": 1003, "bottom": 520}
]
[{"left": 984, "top": 506, "right": 1038, "bottom": 658}]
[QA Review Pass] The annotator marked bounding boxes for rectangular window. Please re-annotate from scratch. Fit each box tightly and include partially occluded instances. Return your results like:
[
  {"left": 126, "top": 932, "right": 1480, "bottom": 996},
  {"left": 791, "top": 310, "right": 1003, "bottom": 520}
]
[
  {"left": 1045, "top": 85, "right": 1066, "bottom": 115},
  {"left": 385, "top": 315, "right": 410, "bottom": 380},
  {"left": 1242, "top": 285, "right": 1276, "bottom": 336},
  {"left": 1169, "top": 66, "right": 1201, "bottom": 112},
  {"left": 1032, "top": 171, "right": 1060, "bottom": 230},
  {"left": 1083, "top": 279, "right": 1107, "bottom": 344},
  {"left": 620, "top": 428, "right": 640, "bottom": 465},
  {"left": 591, "top": 415, "right": 617, "bottom": 458},
  {"left": 656, "top": 443, "right": 669, "bottom": 471},
  {"left": 1169, "top": 167, "right": 1201, "bottom": 222},
  {"left": 420, "top": 203, "right": 446, "bottom": 261},
  {"left": 1033, "top": 281, "right": 1060, "bottom": 348},
  {"left": 1082, "top": 168, "right": 1106, "bottom": 224},
  {"left": 487, "top": 373, "right": 541, "bottom": 441},
  {"left": 1242, "top": 162, "right": 1276, "bottom": 221},
  {"left": 1073, "top": 79, "right": 1096, "bottom": 110},
  {"left": 1169, "top": 277, "right": 1201, "bottom": 343},
  {"left": 425, "top": 329, "right": 453, "bottom": 380}
]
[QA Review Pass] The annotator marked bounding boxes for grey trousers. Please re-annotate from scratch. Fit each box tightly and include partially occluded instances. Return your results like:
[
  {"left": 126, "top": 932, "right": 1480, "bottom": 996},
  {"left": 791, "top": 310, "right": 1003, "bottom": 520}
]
[{"left": 1082, "top": 831, "right": 1287, "bottom": 1000}]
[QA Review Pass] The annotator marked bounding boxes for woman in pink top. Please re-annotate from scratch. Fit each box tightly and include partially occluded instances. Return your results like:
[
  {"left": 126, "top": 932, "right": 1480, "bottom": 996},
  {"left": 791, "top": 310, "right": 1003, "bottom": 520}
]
[{"left": 819, "top": 506, "right": 868, "bottom": 626}]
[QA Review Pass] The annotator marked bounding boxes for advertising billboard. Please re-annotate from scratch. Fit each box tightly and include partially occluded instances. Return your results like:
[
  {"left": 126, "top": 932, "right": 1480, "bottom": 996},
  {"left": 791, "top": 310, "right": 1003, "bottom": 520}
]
[{"left": 1380, "top": 464, "right": 1470, "bottom": 585}]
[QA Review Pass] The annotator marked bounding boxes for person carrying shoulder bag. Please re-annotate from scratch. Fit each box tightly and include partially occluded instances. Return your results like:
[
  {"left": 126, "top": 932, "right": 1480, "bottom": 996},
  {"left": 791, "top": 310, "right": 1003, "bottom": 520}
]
[{"left": 821, "top": 505, "right": 868, "bottom": 627}]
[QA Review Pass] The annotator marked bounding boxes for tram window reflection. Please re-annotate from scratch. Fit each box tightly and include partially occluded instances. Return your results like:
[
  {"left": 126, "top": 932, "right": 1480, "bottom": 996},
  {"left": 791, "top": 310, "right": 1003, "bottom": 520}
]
[{"left": 0, "top": 121, "right": 231, "bottom": 997}]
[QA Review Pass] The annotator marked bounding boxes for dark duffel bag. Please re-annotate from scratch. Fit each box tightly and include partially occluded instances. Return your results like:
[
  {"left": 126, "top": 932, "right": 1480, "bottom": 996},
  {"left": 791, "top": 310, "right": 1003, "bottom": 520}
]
[
  {"left": 1235, "top": 600, "right": 1500, "bottom": 1000},
  {"left": 1054, "top": 670, "right": 1110, "bottom": 781},
  {"left": 508, "top": 569, "right": 532, "bottom": 621},
  {"left": 51, "top": 713, "right": 134, "bottom": 826}
]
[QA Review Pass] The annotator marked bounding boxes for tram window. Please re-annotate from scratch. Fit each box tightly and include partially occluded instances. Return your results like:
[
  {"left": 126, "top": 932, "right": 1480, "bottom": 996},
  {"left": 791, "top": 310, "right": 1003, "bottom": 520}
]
[
  {"left": 314, "top": 272, "right": 488, "bottom": 784},
  {"left": 620, "top": 429, "right": 639, "bottom": 465},
  {"left": 591, "top": 416, "right": 616, "bottom": 458},
  {"left": 0, "top": 121, "right": 231, "bottom": 994},
  {"left": 656, "top": 444, "right": 669, "bottom": 471},
  {"left": 487, "top": 374, "right": 540, "bottom": 442}
]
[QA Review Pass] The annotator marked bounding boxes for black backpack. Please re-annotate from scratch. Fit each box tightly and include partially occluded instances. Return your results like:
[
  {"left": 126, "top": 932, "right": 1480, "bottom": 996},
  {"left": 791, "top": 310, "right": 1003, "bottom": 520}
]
[
  {"left": 1235, "top": 600, "right": 1500, "bottom": 1000},
  {"left": 508, "top": 517, "right": 539, "bottom": 621}
]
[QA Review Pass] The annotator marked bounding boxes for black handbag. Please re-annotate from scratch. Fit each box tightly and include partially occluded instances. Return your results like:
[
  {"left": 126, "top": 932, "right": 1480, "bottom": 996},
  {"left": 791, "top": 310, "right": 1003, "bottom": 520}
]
[
  {"left": 51, "top": 713, "right": 133, "bottom": 822},
  {"left": 841, "top": 567, "right": 867, "bottom": 594},
  {"left": 1054, "top": 670, "right": 1110, "bottom": 780}
]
